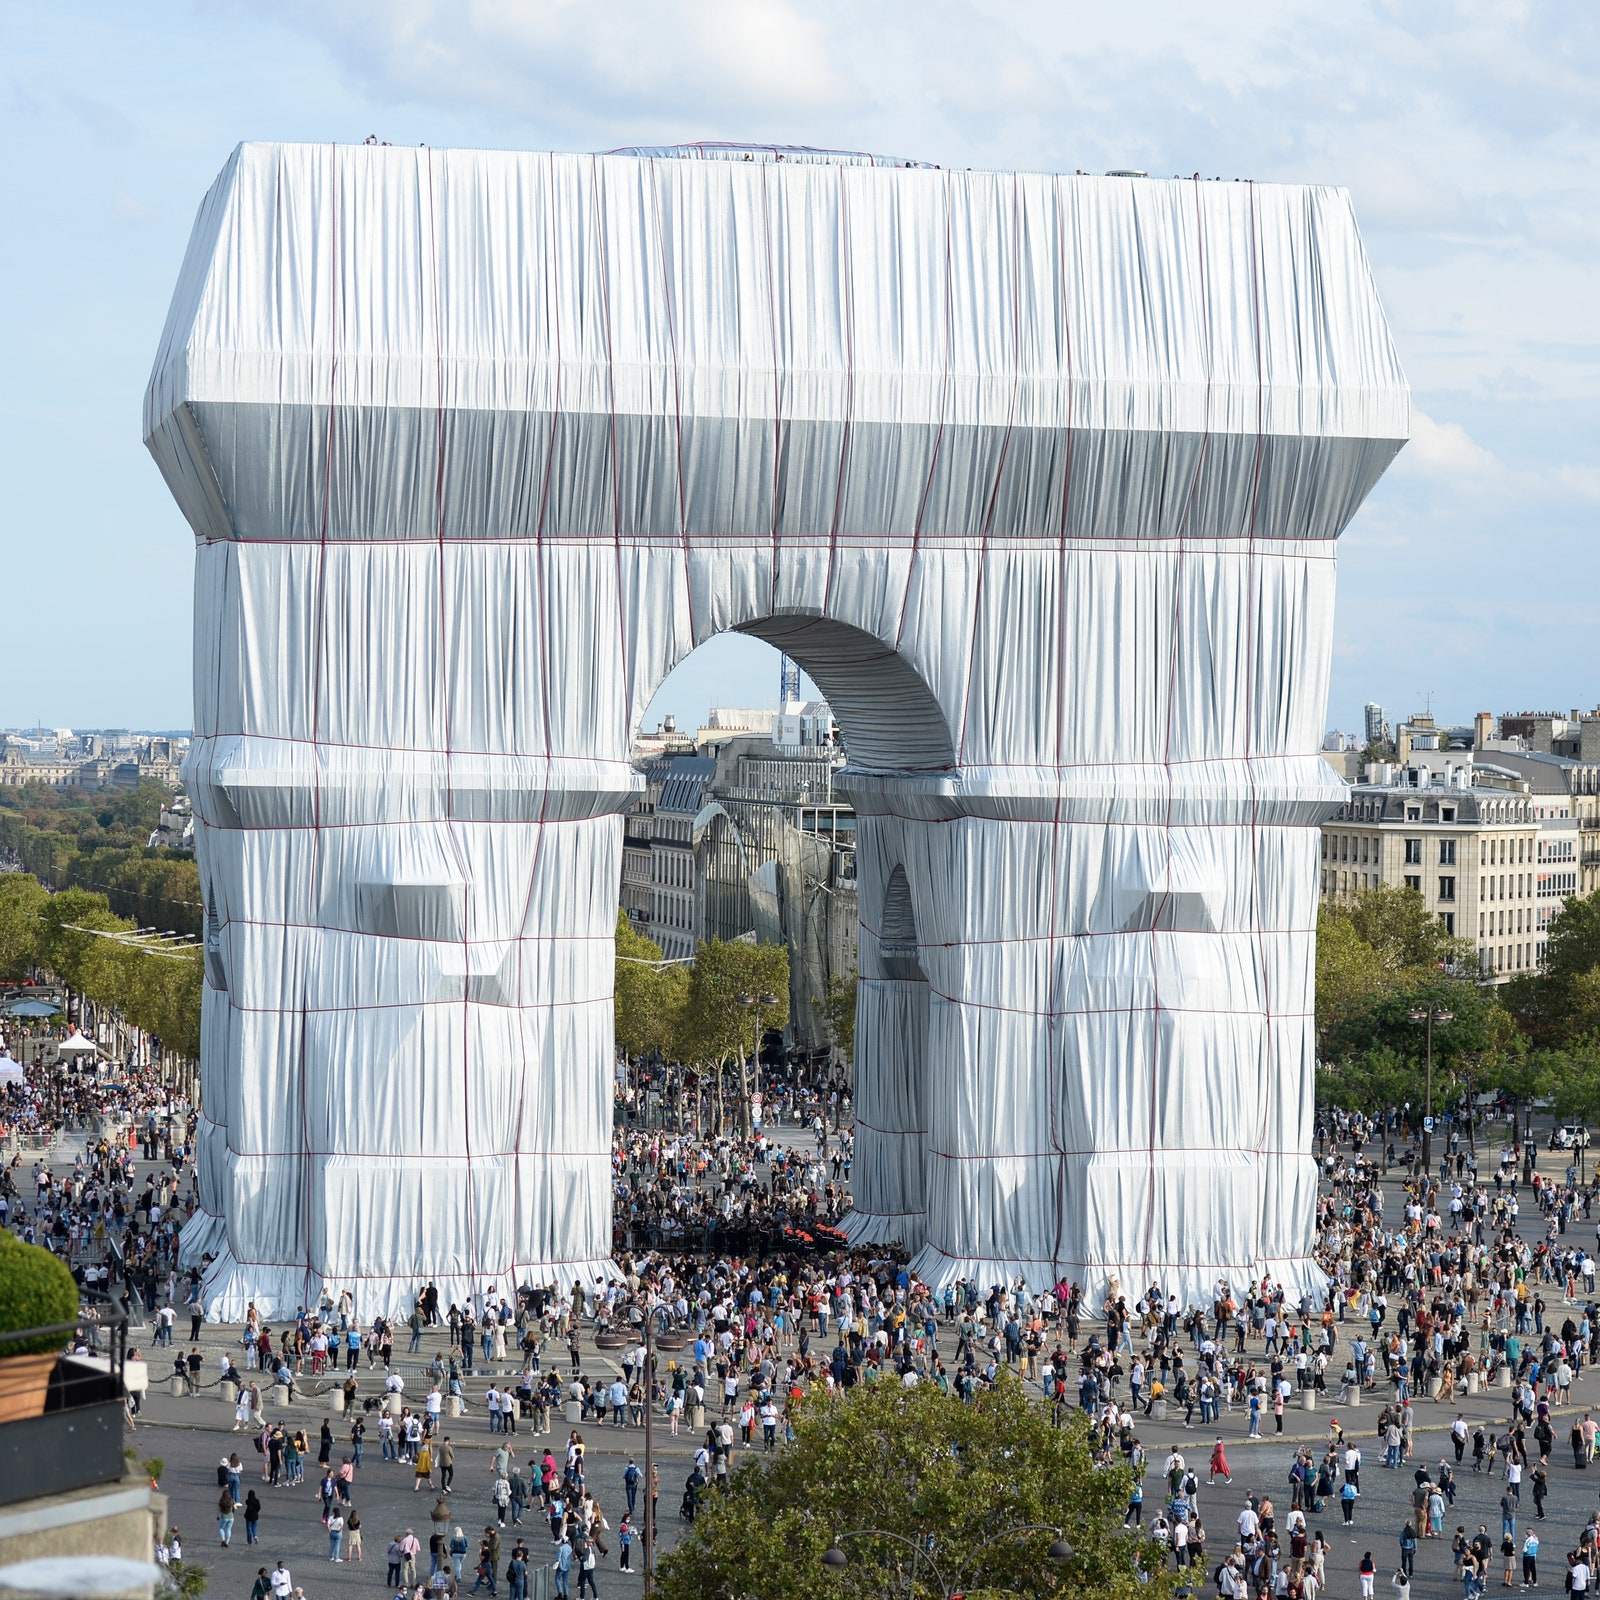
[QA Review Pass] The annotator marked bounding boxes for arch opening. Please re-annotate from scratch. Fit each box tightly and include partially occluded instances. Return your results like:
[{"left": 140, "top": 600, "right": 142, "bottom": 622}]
[{"left": 637, "top": 614, "right": 955, "bottom": 775}]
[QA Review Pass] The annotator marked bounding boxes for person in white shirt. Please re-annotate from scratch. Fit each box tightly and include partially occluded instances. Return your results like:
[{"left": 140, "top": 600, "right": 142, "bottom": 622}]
[
  {"left": 269, "top": 1563, "right": 292, "bottom": 1599},
  {"left": 1238, "top": 1505, "right": 1260, "bottom": 1541}
]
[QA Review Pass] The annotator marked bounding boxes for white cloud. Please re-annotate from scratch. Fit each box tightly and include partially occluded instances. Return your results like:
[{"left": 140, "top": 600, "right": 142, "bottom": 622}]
[{"left": 1399, "top": 410, "right": 1501, "bottom": 480}]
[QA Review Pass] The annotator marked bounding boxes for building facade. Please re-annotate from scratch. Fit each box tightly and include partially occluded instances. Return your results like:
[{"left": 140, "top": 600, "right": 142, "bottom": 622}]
[{"left": 1320, "top": 754, "right": 1543, "bottom": 981}]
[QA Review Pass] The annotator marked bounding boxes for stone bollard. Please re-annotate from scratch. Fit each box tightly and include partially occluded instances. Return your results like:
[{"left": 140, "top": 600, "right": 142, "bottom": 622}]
[
  {"left": 1495, "top": 1366, "right": 1511, "bottom": 1390},
  {"left": 330, "top": 1389, "right": 345, "bottom": 1414},
  {"left": 1467, "top": 1372, "right": 1481, "bottom": 1396},
  {"left": 448, "top": 1396, "right": 463, "bottom": 1417},
  {"left": 565, "top": 1400, "right": 582, "bottom": 1425},
  {"left": 387, "top": 1394, "right": 403, "bottom": 1418},
  {"left": 691, "top": 1405, "right": 705, "bottom": 1431},
  {"left": 1347, "top": 1386, "right": 1361, "bottom": 1408},
  {"left": 220, "top": 1380, "right": 239, "bottom": 1407},
  {"left": 1301, "top": 1389, "right": 1317, "bottom": 1412},
  {"left": 273, "top": 1383, "right": 289, "bottom": 1408},
  {"left": 170, "top": 1374, "right": 185, "bottom": 1398},
  {"left": 1150, "top": 1399, "right": 1167, "bottom": 1422},
  {"left": 1426, "top": 1375, "right": 1443, "bottom": 1399}
]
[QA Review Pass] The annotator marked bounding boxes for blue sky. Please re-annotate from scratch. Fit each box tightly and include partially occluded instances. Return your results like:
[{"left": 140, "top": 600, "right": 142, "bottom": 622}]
[{"left": 3, "top": 1, "right": 1596, "bottom": 736}]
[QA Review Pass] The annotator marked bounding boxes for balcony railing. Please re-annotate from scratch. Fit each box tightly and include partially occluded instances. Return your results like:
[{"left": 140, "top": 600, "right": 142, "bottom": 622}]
[{"left": 0, "top": 1294, "right": 130, "bottom": 1508}]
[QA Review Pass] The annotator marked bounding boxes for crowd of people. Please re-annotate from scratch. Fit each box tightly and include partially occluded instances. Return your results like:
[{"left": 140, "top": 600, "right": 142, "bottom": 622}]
[
  {"left": 609, "top": 1122, "right": 853, "bottom": 1255},
  {"left": 23, "top": 1016, "right": 1600, "bottom": 1600}
]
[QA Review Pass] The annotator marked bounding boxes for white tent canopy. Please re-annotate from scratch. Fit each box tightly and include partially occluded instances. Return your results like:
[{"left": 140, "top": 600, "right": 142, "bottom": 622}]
[
  {"left": 55, "top": 1031, "right": 99, "bottom": 1055},
  {"left": 0, "top": 1055, "right": 23, "bottom": 1083}
]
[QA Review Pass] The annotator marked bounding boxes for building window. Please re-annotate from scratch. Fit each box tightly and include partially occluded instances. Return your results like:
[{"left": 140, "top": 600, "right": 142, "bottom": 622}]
[
  {"left": 1404, "top": 874, "right": 1421, "bottom": 892},
  {"left": 1439, "top": 839, "right": 1456, "bottom": 866},
  {"left": 1438, "top": 876, "right": 1455, "bottom": 901},
  {"left": 1442, "top": 807, "right": 1456, "bottom": 823},
  {"left": 1441, "top": 913, "right": 1455, "bottom": 935},
  {"left": 1405, "top": 839, "right": 1423, "bottom": 865},
  {"left": 1407, "top": 807, "right": 1421, "bottom": 822}
]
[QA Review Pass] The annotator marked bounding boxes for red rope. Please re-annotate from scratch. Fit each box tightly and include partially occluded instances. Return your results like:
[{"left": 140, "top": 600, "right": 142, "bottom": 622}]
[{"left": 1141, "top": 177, "right": 1214, "bottom": 1283}]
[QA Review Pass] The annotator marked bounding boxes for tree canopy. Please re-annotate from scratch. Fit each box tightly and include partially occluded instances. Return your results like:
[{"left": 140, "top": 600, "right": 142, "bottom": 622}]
[
  {"left": 1503, "top": 888, "right": 1600, "bottom": 1048},
  {"left": 0, "top": 780, "right": 201, "bottom": 937},
  {"left": 0, "top": 875, "right": 201, "bottom": 1059},
  {"left": 655, "top": 1376, "right": 1164, "bottom": 1600}
]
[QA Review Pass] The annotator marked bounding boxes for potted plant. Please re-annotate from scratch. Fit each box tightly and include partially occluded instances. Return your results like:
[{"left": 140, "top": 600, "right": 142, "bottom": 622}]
[{"left": 0, "top": 1233, "right": 80, "bottom": 1422}]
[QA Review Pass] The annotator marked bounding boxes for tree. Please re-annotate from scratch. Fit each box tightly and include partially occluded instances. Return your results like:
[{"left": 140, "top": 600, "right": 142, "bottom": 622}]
[
  {"left": 680, "top": 939, "right": 790, "bottom": 1137},
  {"left": 0, "top": 873, "right": 48, "bottom": 980},
  {"left": 24, "top": 885, "right": 203, "bottom": 1061},
  {"left": 1547, "top": 1043, "right": 1600, "bottom": 1177},
  {"left": 1505, "top": 889, "right": 1600, "bottom": 1048},
  {"left": 614, "top": 913, "right": 672, "bottom": 1062},
  {"left": 1316, "top": 1044, "right": 1421, "bottom": 1120},
  {"left": 1342, "top": 883, "right": 1471, "bottom": 973},
  {"left": 1315, "top": 908, "right": 1391, "bottom": 1057},
  {"left": 655, "top": 1375, "right": 1165, "bottom": 1600},
  {"left": 813, "top": 966, "right": 857, "bottom": 1065}
]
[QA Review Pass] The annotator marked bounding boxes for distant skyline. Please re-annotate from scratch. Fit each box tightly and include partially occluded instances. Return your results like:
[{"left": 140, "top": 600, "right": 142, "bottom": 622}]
[{"left": 4, "top": 4, "right": 1596, "bottom": 734}]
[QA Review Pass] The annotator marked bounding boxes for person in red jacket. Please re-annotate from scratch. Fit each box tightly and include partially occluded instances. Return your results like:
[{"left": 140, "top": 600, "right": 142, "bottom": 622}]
[{"left": 1210, "top": 1438, "right": 1232, "bottom": 1485}]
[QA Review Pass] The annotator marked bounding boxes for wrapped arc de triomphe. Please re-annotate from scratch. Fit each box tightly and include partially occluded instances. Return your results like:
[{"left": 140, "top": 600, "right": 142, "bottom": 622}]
[{"left": 145, "top": 142, "right": 1408, "bottom": 1320}]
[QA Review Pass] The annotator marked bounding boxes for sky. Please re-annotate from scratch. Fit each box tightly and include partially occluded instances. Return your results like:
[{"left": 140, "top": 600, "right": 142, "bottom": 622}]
[{"left": 2, "top": 2, "right": 1596, "bottom": 737}]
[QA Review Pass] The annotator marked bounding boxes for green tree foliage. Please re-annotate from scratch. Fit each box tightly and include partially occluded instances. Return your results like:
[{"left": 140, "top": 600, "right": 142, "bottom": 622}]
[
  {"left": 655, "top": 1376, "right": 1165, "bottom": 1600},
  {"left": 614, "top": 912, "right": 689, "bottom": 1061},
  {"left": 1342, "top": 883, "right": 1467, "bottom": 971},
  {"left": 677, "top": 938, "right": 790, "bottom": 1136},
  {"left": 4, "top": 880, "right": 204, "bottom": 1060},
  {"left": 0, "top": 781, "right": 200, "bottom": 936},
  {"left": 812, "top": 966, "right": 857, "bottom": 1065},
  {"left": 1504, "top": 889, "right": 1600, "bottom": 1048},
  {"left": 1315, "top": 909, "right": 1391, "bottom": 1057},
  {"left": 0, "top": 872, "right": 48, "bottom": 980},
  {"left": 1316, "top": 885, "right": 1499, "bottom": 1121}
]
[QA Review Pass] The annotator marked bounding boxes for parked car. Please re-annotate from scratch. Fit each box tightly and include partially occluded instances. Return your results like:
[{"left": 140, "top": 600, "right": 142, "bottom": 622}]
[{"left": 1551, "top": 1124, "right": 1591, "bottom": 1150}]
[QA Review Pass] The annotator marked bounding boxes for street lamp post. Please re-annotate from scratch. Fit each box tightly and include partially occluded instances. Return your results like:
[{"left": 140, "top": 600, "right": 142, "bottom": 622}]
[
  {"left": 1407, "top": 1003, "right": 1454, "bottom": 1176},
  {"left": 637, "top": 1299, "right": 686, "bottom": 1597},
  {"left": 820, "top": 1525, "right": 1073, "bottom": 1599},
  {"left": 737, "top": 989, "right": 778, "bottom": 1119}
]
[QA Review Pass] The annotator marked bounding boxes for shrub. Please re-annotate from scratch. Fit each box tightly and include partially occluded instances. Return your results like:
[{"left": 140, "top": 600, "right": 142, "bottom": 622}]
[{"left": 0, "top": 1233, "right": 80, "bottom": 1357}]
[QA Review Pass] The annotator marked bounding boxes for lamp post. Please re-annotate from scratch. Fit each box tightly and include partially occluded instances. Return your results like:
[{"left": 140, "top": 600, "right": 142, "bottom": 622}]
[
  {"left": 637, "top": 1298, "right": 686, "bottom": 1597},
  {"left": 737, "top": 989, "right": 778, "bottom": 1116},
  {"left": 820, "top": 1524, "right": 1072, "bottom": 1599},
  {"left": 1407, "top": 1003, "right": 1453, "bottom": 1176}
]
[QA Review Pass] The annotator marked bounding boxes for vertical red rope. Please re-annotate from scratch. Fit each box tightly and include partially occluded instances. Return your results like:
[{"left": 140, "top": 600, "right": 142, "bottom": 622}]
[
  {"left": 1140, "top": 177, "right": 1214, "bottom": 1289},
  {"left": 509, "top": 152, "right": 565, "bottom": 1287},
  {"left": 955, "top": 174, "right": 1024, "bottom": 764},
  {"left": 1049, "top": 174, "right": 1077, "bottom": 1279},
  {"left": 426, "top": 147, "right": 482, "bottom": 1299},
  {"left": 893, "top": 170, "right": 954, "bottom": 659},
  {"left": 822, "top": 164, "right": 854, "bottom": 618},
  {"left": 649, "top": 157, "right": 697, "bottom": 651},
  {"left": 1242, "top": 181, "right": 1274, "bottom": 1279},
  {"left": 760, "top": 162, "right": 782, "bottom": 617},
  {"left": 304, "top": 141, "right": 340, "bottom": 1304}
]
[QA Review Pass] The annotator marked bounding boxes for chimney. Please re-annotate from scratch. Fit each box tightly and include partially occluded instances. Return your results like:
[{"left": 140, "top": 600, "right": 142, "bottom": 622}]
[{"left": 1474, "top": 712, "right": 1493, "bottom": 748}]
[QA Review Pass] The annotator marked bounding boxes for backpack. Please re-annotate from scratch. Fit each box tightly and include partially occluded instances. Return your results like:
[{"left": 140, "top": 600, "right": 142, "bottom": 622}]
[{"left": 218, "top": 1464, "right": 229, "bottom": 1486}]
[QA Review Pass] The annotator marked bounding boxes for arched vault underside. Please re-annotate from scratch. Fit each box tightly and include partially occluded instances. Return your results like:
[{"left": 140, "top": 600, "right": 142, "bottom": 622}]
[{"left": 146, "top": 141, "right": 1408, "bottom": 1319}]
